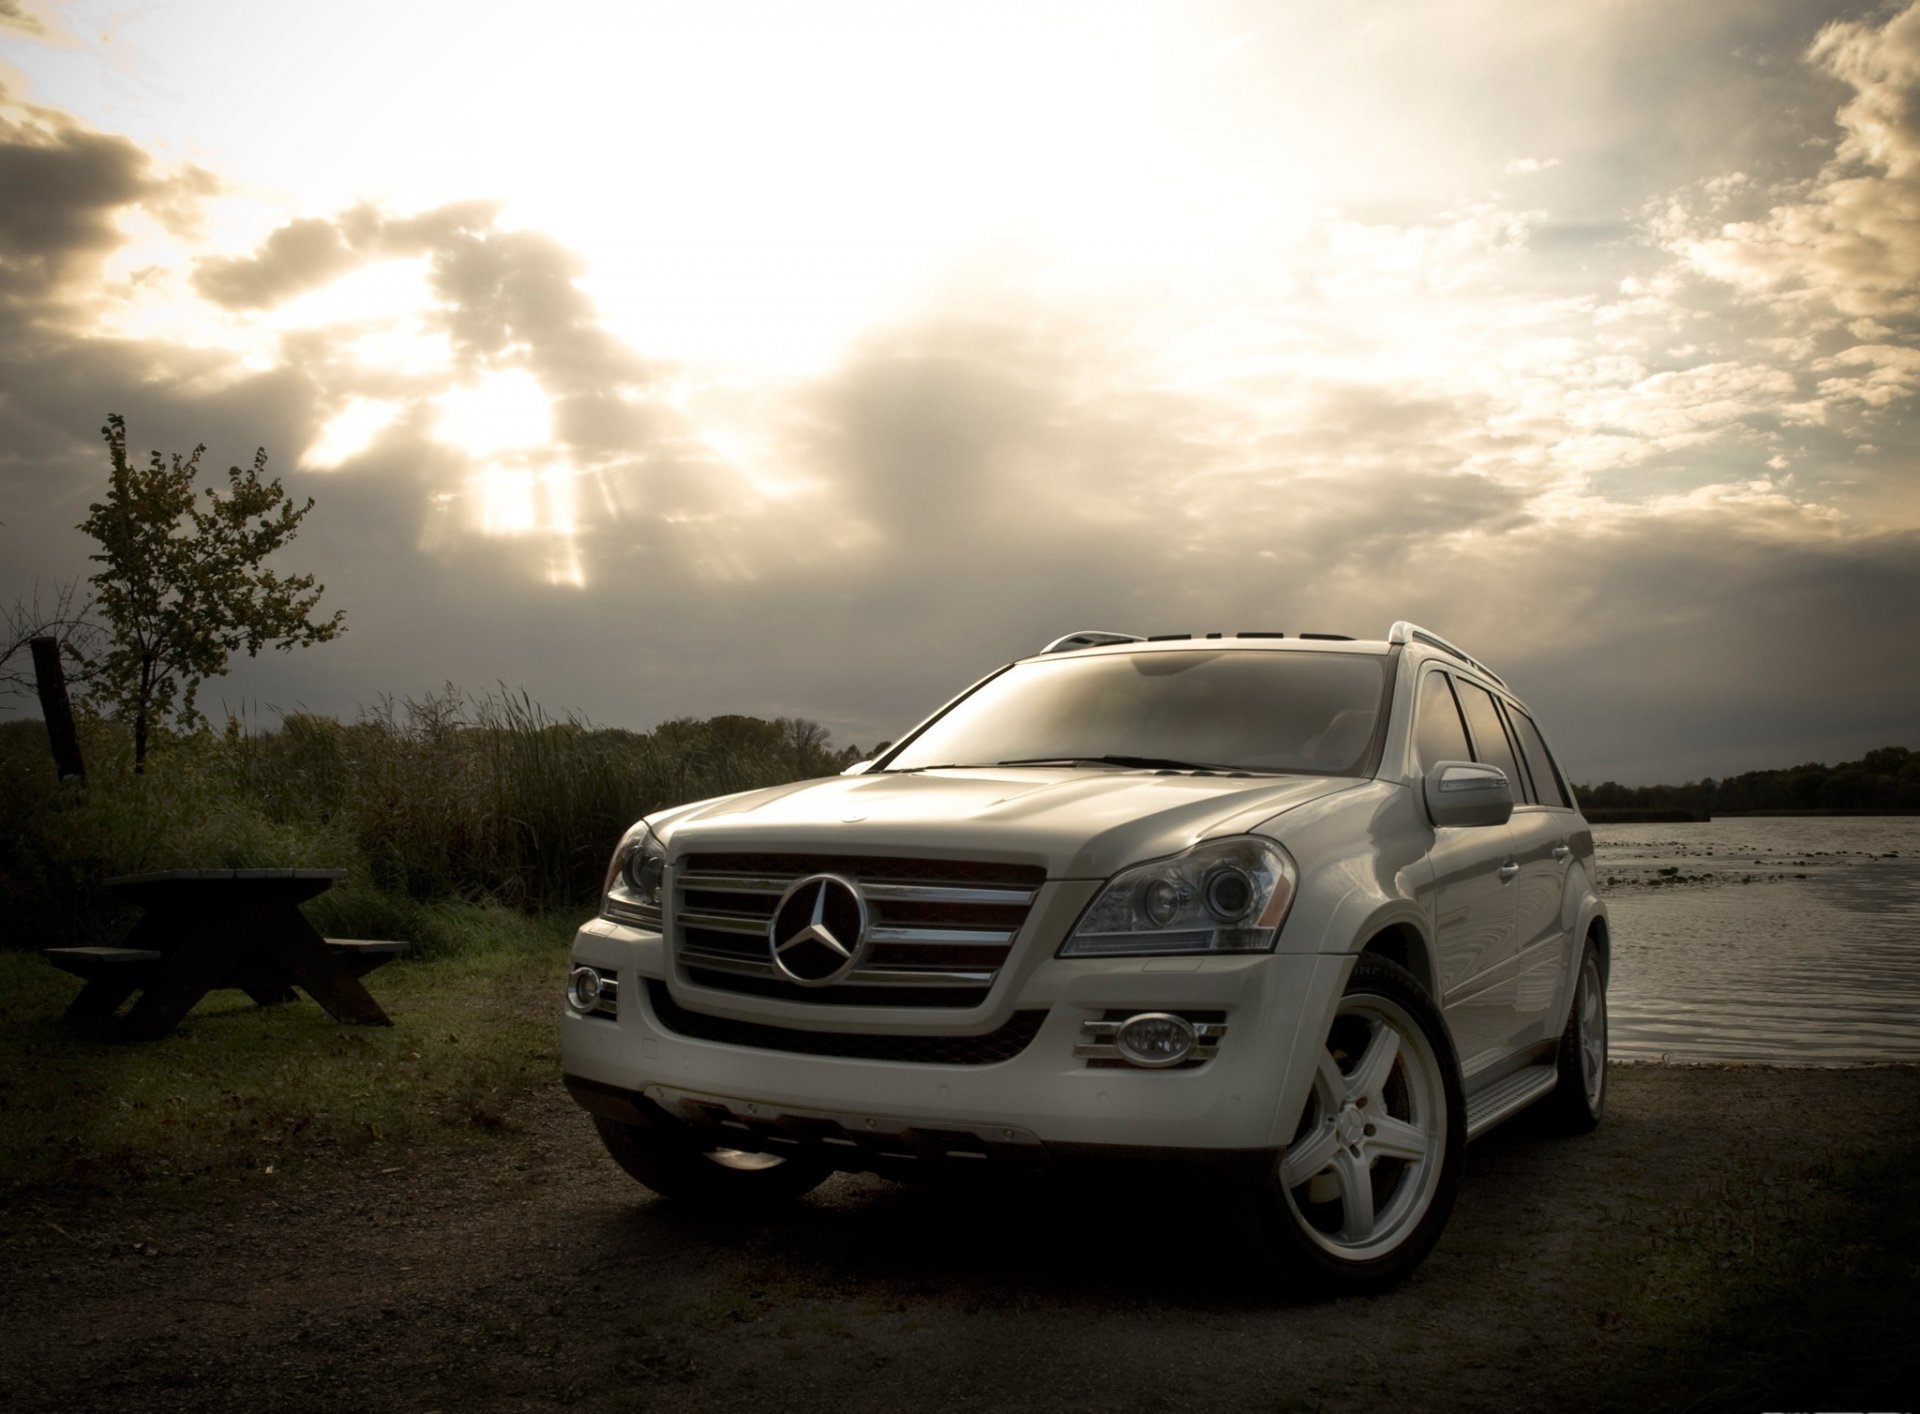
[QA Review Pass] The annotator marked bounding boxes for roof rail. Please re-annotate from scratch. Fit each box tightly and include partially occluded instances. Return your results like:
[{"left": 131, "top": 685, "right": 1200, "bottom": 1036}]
[
  {"left": 1040, "top": 630, "right": 1145, "bottom": 654},
  {"left": 1387, "top": 621, "right": 1508, "bottom": 688}
]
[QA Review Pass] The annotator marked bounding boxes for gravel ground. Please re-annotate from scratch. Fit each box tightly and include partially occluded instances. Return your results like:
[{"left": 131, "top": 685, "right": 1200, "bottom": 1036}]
[{"left": 3, "top": 1064, "right": 1916, "bottom": 1414}]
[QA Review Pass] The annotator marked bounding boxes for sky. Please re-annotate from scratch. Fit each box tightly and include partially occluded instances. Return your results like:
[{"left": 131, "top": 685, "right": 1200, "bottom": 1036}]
[{"left": 1, "top": 0, "right": 1916, "bottom": 786}]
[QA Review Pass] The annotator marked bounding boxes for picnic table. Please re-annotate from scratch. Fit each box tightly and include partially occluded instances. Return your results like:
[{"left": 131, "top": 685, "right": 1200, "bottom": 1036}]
[{"left": 44, "top": 869, "right": 409, "bottom": 1040}]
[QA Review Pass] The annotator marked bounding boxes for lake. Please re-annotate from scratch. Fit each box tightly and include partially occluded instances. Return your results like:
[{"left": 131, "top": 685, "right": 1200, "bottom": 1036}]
[{"left": 1595, "top": 816, "right": 1920, "bottom": 1065}]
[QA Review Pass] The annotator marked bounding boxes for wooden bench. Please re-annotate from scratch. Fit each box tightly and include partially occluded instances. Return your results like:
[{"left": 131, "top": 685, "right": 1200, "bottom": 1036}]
[
  {"left": 45, "top": 947, "right": 165, "bottom": 1019},
  {"left": 46, "top": 935, "right": 410, "bottom": 1024},
  {"left": 322, "top": 938, "right": 412, "bottom": 978},
  {"left": 44, "top": 947, "right": 164, "bottom": 980}
]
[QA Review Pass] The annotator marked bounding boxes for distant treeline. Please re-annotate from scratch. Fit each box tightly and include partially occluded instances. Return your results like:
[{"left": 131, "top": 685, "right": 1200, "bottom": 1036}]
[{"left": 1575, "top": 745, "right": 1920, "bottom": 821}]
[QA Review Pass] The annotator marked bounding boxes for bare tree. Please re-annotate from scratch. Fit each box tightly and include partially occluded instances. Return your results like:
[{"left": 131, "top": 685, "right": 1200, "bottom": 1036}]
[
  {"left": 0, "top": 577, "right": 100, "bottom": 699},
  {"left": 777, "top": 717, "right": 834, "bottom": 778}
]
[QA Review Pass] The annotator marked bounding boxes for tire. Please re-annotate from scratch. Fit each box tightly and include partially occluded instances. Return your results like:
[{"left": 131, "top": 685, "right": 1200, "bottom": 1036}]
[
  {"left": 1259, "top": 955, "right": 1466, "bottom": 1294},
  {"left": 592, "top": 1115, "right": 832, "bottom": 1208},
  {"left": 1540, "top": 937, "right": 1606, "bottom": 1133}
]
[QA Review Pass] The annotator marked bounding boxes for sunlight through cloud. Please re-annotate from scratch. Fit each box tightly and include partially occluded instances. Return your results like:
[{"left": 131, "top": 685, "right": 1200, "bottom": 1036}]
[
  {"left": 435, "top": 369, "right": 551, "bottom": 460},
  {"left": 303, "top": 397, "right": 399, "bottom": 470}
]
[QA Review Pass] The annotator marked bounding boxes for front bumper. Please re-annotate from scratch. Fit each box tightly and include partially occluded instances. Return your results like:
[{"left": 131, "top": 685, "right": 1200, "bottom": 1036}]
[{"left": 562, "top": 916, "right": 1354, "bottom": 1159}]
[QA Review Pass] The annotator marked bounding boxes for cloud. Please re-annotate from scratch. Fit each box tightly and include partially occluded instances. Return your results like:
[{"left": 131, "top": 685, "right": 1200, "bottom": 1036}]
[
  {"left": 1667, "top": 2, "right": 1920, "bottom": 321},
  {"left": 0, "top": 106, "right": 159, "bottom": 294},
  {"left": 1508, "top": 515, "right": 1920, "bottom": 782},
  {"left": 193, "top": 216, "right": 360, "bottom": 307},
  {"left": 2, "top": 27, "right": 1916, "bottom": 784},
  {"left": 1813, "top": 342, "right": 1920, "bottom": 408},
  {"left": 1815, "top": 2, "right": 1920, "bottom": 179},
  {"left": 198, "top": 199, "right": 652, "bottom": 402},
  {"left": 0, "top": 1, "right": 46, "bottom": 36}
]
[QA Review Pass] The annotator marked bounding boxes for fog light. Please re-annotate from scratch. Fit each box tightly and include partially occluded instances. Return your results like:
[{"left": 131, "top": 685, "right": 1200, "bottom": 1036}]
[
  {"left": 568, "top": 965, "right": 604, "bottom": 1013},
  {"left": 1114, "top": 1012, "right": 1197, "bottom": 1068}
]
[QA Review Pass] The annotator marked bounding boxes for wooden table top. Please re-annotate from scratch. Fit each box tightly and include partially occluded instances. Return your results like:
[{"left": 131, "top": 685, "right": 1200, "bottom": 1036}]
[{"left": 105, "top": 868, "right": 349, "bottom": 886}]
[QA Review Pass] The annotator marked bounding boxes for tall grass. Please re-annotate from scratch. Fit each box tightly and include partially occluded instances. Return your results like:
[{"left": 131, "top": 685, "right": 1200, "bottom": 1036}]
[{"left": 1, "top": 688, "right": 847, "bottom": 950}]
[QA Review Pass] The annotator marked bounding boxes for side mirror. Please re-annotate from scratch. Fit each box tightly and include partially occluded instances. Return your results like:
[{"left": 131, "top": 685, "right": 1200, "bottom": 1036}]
[{"left": 1424, "top": 760, "right": 1513, "bottom": 829}]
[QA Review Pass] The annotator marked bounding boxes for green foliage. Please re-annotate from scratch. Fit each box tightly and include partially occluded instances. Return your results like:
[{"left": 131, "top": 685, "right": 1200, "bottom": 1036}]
[
  {"left": 78, "top": 414, "right": 344, "bottom": 770},
  {"left": 0, "top": 691, "right": 845, "bottom": 949},
  {"left": 1577, "top": 745, "right": 1920, "bottom": 819}
]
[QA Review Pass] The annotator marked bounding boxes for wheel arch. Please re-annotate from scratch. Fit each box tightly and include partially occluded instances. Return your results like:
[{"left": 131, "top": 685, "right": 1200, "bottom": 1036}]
[
  {"left": 1359, "top": 921, "right": 1436, "bottom": 1000},
  {"left": 1572, "top": 895, "right": 1611, "bottom": 987},
  {"left": 1583, "top": 908, "right": 1611, "bottom": 982}
]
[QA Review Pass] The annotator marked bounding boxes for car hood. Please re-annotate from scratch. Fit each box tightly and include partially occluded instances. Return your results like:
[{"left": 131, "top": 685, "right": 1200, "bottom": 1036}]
[{"left": 649, "top": 767, "right": 1360, "bottom": 879}]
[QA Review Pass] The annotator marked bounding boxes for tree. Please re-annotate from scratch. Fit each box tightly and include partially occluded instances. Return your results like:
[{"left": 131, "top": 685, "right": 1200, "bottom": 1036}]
[
  {"left": 776, "top": 716, "right": 834, "bottom": 778},
  {"left": 79, "top": 414, "right": 346, "bottom": 771}
]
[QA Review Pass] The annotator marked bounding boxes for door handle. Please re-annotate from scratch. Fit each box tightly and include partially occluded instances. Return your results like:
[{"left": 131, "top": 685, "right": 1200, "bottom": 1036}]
[
  {"left": 1552, "top": 845, "right": 1571, "bottom": 861},
  {"left": 1498, "top": 862, "right": 1520, "bottom": 882}
]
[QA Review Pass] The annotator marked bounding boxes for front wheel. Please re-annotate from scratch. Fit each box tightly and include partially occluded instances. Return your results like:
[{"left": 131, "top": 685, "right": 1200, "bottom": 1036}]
[
  {"left": 592, "top": 1115, "right": 832, "bottom": 1208},
  {"left": 1258, "top": 955, "right": 1466, "bottom": 1294}
]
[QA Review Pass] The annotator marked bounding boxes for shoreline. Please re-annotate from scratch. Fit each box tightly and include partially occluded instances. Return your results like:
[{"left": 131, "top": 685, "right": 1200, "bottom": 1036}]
[
  {"left": 1589, "top": 808, "right": 1920, "bottom": 822},
  {"left": 1612, "top": 1055, "right": 1920, "bottom": 1068}
]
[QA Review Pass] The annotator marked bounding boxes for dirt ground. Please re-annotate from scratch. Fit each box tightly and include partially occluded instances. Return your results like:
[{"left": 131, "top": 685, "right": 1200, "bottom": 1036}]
[{"left": 3, "top": 1064, "right": 1916, "bottom": 1414}]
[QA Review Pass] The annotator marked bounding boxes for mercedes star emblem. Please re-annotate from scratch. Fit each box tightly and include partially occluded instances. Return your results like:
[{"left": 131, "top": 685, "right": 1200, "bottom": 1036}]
[{"left": 768, "top": 874, "right": 870, "bottom": 986}]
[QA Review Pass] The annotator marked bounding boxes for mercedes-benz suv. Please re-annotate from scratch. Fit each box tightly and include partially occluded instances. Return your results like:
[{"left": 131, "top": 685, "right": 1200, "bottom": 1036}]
[{"left": 562, "top": 621, "right": 1609, "bottom": 1290}]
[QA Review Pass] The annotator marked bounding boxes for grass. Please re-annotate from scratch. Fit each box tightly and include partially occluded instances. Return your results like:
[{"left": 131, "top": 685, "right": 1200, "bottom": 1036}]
[
  {"left": 0, "top": 688, "right": 850, "bottom": 1197},
  {"left": 0, "top": 903, "right": 578, "bottom": 1195}
]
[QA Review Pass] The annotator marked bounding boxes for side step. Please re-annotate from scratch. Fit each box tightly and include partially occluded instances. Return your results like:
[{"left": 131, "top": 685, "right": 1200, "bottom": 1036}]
[{"left": 1465, "top": 1063, "right": 1558, "bottom": 1139}]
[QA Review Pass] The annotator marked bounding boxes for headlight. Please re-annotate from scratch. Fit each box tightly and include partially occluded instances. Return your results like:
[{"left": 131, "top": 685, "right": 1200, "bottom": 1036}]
[
  {"left": 601, "top": 824, "right": 666, "bottom": 929},
  {"left": 1059, "top": 837, "right": 1296, "bottom": 957}
]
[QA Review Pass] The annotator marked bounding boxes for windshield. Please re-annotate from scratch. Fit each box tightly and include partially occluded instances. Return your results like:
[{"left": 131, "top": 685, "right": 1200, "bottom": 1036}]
[{"left": 887, "top": 649, "right": 1387, "bottom": 776}]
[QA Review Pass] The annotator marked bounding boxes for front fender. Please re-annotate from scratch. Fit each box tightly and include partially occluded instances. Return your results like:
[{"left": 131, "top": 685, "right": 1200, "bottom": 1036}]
[{"left": 1261, "top": 886, "right": 1435, "bottom": 1147}]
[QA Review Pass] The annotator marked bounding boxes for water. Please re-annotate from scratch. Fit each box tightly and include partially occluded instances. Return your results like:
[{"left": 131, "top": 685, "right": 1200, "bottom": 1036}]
[{"left": 1595, "top": 816, "right": 1920, "bottom": 1065}]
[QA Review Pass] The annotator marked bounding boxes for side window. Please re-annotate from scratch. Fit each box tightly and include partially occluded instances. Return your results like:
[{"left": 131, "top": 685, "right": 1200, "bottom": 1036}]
[
  {"left": 1511, "top": 709, "right": 1574, "bottom": 809},
  {"left": 1413, "top": 671, "right": 1472, "bottom": 771},
  {"left": 1493, "top": 699, "right": 1542, "bottom": 804},
  {"left": 1455, "top": 679, "right": 1534, "bottom": 804}
]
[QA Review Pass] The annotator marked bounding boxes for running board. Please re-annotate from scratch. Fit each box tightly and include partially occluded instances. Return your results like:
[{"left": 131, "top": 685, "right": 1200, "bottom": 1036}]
[{"left": 1465, "top": 1064, "right": 1558, "bottom": 1139}]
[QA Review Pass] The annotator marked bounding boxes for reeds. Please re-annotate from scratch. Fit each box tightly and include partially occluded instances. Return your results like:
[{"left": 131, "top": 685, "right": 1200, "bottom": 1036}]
[{"left": 0, "top": 688, "right": 847, "bottom": 949}]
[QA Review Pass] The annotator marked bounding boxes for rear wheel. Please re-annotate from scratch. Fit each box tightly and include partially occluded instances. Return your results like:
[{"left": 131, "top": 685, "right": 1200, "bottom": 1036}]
[
  {"left": 1540, "top": 937, "right": 1606, "bottom": 1132},
  {"left": 1259, "top": 955, "right": 1465, "bottom": 1294},
  {"left": 592, "top": 1115, "right": 832, "bottom": 1207}
]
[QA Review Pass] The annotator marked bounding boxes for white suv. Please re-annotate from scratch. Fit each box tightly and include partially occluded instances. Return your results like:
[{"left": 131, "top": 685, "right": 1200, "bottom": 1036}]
[{"left": 563, "top": 622, "right": 1609, "bottom": 1290}]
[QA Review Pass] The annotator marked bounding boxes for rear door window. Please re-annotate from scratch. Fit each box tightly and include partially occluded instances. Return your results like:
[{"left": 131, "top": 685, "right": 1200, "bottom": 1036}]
[
  {"left": 1510, "top": 708, "right": 1574, "bottom": 809},
  {"left": 1455, "top": 679, "right": 1533, "bottom": 804}
]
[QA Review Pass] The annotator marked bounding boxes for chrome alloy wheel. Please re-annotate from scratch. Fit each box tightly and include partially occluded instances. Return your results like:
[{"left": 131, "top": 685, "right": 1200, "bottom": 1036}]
[
  {"left": 1576, "top": 950, "right": 1606, "bottom": 1111},
  {"left": 1279, "top": 993, "right": 1449, "bottom": 1263}
]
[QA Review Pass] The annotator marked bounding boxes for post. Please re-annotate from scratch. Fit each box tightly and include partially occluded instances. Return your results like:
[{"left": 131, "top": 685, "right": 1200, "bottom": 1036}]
[{"left": 30, "top": 636, "right": 86, "bottom": 782}]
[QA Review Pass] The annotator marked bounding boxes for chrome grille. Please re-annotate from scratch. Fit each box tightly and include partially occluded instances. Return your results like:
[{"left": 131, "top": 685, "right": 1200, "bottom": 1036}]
[{"left": 675, "top": 853, "right": 1045, "bottom": 1007}]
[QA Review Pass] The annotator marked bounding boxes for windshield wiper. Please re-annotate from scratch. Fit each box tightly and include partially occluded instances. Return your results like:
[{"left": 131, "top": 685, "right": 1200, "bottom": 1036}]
[{"left": 996, "top": 755, "right": 1245, "bottom": 773}]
